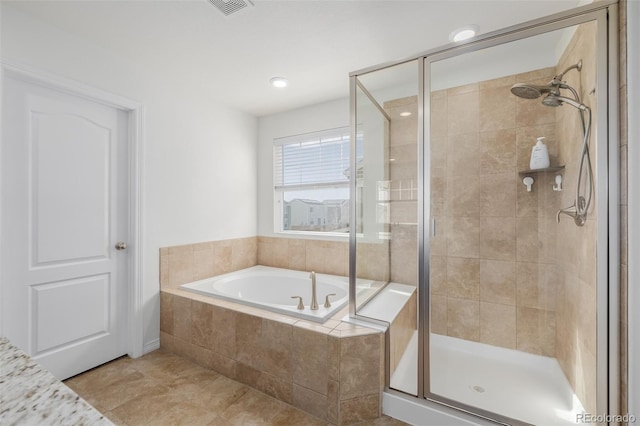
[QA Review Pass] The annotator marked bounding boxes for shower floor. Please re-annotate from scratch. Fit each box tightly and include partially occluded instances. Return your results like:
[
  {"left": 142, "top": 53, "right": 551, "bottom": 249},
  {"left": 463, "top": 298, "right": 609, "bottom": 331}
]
[{"left": 390, "top": 332, "right": 586, "bottom": 425}]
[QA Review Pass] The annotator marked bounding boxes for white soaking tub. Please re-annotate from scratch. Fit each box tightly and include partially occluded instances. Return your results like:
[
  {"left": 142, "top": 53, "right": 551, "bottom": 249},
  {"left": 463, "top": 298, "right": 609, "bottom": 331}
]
[{"left": 180, "top": 265, "right": 349, "bottom": 323}]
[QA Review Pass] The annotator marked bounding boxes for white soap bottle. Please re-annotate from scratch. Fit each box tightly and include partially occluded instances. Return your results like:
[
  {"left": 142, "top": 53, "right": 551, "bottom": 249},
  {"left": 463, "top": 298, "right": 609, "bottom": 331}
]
[{"left": 530, "top": 137, "right": 550, "bottom": 170}]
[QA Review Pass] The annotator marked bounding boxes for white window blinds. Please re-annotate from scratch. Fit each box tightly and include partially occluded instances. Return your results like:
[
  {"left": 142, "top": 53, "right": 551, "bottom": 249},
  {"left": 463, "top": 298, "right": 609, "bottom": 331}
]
[{"left": 274, "top": 127, "right": 351, "bottom": 192}]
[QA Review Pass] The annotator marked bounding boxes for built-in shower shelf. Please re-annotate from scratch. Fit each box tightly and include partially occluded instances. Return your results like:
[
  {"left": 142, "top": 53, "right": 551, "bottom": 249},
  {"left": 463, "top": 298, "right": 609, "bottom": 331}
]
[
  {"left": 519, "top": 166, "right": 565, "bottom": 192},
  {"left": 518, "top": 165, "right": 565, "bottom": 175}
]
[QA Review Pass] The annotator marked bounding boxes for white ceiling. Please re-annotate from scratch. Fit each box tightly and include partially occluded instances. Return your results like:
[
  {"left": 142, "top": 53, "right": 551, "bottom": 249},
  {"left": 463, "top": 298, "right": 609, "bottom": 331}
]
[{"left": 3, "top": 0, "right": 584, "bottom": 117}]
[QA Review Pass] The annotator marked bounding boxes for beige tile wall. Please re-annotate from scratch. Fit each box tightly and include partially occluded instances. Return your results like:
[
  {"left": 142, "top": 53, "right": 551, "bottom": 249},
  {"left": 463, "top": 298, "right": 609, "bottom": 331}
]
[
  {"left": 257, "top": 236, "right": 395, "bottom": 283},
  {"left": 160, "top": 289, "right": 384, "bottom": 425},
  {"left": 429, "top": 67, "right": 560, "bottom": 356},
  {"left": 554, "top": 21, "right": 598, "bottom": 415},
  {"left": 160, "top": 236, "right": 357, "bottom": 289},
  {"left": 160, "top": 237, "right": 257, "bottom": 289},
  {"left": 257, "top": 236, "right": 349, "bottom": 277},
  {"left": 389, "top": 291, "right": 417, "bottom": 376},
  {"left": 386, "top": 96, "right": 419, "bottom": 286}
]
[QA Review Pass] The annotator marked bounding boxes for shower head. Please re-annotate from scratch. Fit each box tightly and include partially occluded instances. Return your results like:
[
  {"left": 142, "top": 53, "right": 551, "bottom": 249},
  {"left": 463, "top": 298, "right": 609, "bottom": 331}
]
[
  {"left": 510, "top": 83, "right": 556, "bottom": 99},
  {"left": 542, "top": 94, "right": 588, "bottom": 111},
  {"left": 512, "top": 59, "right": 584, "bottom": 102}
]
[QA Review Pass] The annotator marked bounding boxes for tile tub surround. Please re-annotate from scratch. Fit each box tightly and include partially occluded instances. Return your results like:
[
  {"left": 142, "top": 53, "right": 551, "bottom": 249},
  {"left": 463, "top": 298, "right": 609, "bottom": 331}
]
[
  {"left": 258, "top": 236, "right": 391, "bottom": 283},
  {"left": 160, "top": 236, "right": 348, "bottom": 291},
  {"left": 258, "top": 236, "right": 348, "bottom": 277},
  {"left": 160, "top": 288, "right": 385, "bottom": 425},
  {"left": 161, "top": 236, "right": 391, "bottom": 290},
  {"left": 0, "top": 337, "right": 112, "bottom": 426},
  {"left": 160, "top": 237, "right": 258, "bottom": 289}
]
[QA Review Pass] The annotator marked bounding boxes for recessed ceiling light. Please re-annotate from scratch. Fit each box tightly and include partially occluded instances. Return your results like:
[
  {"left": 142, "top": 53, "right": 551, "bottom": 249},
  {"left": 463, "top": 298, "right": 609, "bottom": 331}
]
[
  {"left": 449, "top": 25, "right": 479, "bottom": 42},
  {"left": 270, "top": 77, "right": 289, "bottom": 88},
  {"left": 400, "top": 111, "right": 412, "bottom": 117}
]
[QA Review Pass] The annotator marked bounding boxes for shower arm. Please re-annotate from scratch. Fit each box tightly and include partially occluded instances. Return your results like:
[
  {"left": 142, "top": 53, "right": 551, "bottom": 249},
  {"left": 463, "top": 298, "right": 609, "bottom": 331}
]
[{"left": 552, "top": 60, "right": 583, "bottom": 85}]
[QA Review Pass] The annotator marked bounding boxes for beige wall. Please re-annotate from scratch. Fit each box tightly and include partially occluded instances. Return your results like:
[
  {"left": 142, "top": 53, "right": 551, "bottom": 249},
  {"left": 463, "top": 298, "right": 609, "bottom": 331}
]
[
  {"left": 159, "top": 237, "right": 257, "bottom": 290},
  {"left": 159, "top": 235, "right": 396, "bottom": 290},
  {"left": 428, "top": 67, "right": 561, "bottom": 356},
  {"left": 554, "top": 20, "right": 598, "bottom": 415},
  {"left": 159, "top": 236, "right": 350, "bottom": 290},
  {"left": 386, "top": 97, "right": 419, "bottom": 286}
]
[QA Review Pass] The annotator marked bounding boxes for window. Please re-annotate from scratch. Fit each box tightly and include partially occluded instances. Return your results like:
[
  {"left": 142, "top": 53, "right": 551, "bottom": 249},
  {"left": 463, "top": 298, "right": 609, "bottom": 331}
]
[{"left": 274, "top": 127, "right": 353, "bottom": 234}]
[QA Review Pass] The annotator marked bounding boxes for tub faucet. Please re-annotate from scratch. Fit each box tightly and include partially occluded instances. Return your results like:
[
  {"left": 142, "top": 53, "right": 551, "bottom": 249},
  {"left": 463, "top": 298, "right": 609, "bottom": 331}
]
[{"left": 309, "top": 271, "right": 319, "bottom": 310}]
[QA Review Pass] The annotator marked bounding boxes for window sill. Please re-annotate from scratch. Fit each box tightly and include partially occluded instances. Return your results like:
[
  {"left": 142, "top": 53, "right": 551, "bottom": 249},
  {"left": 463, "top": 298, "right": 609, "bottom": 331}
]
[{"left": 274, "top": 230, "right": 350, "bottom": 240}]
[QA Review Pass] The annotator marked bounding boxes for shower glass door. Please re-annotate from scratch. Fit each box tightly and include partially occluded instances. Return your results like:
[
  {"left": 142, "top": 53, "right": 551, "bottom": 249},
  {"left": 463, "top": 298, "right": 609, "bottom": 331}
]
[
  {"left": 424, "top": 11, "right": 608, "bottom": 425},
  {"left": 350, "top": 60, "right": 420, "bottom": 396},
  {"left": 348, "top": 4, "right": 615, "bottom": 425},
  {"left": 351, "top": 79, "right": 390, "bottom": 311}
]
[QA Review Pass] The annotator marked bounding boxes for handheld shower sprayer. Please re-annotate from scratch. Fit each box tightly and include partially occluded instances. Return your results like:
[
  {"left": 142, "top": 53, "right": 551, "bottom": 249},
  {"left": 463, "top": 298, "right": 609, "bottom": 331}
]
[
  {"left": 510, "top": 60, "right": 593, "bottom": 227},
  {"left": 542, "top": 94, "right": 588, "bottom": 110}
]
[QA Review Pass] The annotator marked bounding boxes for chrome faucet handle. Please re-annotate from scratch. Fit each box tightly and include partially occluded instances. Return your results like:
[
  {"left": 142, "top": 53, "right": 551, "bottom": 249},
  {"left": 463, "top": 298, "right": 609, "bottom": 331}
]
[
  {"left": 291, "top": 296, "right": 305, "bottom": 310},
  {"left": 324, "top": 293, "right": 336, "bottom": 308},
  {"left": 556, "top": 204, "right": 577, "bottom": 223},
  {"left": 557, "top": 204, "right": 586, "bottom": 226}
]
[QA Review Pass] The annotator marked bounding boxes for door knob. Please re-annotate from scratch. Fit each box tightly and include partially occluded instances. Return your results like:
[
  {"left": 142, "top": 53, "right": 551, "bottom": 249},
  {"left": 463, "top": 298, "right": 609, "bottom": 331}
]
[{"left": 115, "top": 241, "right": 127, "bottom": 250}]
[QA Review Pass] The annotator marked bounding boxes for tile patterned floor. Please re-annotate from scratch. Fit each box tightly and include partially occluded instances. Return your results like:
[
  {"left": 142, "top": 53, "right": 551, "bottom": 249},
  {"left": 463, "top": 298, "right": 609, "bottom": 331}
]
[{"left": 64, "top": 349, "right": 408, "bottom": 426}]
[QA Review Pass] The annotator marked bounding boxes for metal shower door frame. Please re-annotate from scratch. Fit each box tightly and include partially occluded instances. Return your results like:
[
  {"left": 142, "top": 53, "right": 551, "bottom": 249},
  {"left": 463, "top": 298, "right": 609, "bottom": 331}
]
[
  {"left": 420, "top": 5, "right": 616, "bottom": 423},
  {"left": 349, "top": 1, "right": 619, "bottom": 424}
]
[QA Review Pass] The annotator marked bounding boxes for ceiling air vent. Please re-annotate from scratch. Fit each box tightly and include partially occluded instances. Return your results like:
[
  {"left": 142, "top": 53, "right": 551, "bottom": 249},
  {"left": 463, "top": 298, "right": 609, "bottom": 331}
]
[{"left": 208, "top": 0, "right": 254, "bottom": 17}]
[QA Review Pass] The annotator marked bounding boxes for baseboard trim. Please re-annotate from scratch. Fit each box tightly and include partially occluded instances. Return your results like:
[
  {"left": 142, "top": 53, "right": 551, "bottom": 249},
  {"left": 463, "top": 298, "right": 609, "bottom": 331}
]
[{"left": 142, "top": 338, "right": 160, "bottom": 355}]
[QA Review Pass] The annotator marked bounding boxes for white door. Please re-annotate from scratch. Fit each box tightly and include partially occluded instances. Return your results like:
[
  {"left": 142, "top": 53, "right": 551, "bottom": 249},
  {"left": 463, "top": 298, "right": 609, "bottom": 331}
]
[{"left": 1, "top": 74, "right": 129, "bottom": 380}]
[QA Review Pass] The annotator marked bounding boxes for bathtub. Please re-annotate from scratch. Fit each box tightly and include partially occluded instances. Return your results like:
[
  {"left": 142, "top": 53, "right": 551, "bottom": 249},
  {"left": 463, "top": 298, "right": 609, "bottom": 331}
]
[{"left": 180, "top": 265, "right": 349, "bottom": 323}]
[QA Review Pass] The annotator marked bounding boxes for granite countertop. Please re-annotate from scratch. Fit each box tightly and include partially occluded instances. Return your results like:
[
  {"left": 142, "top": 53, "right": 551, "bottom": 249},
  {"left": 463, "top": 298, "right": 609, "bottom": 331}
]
[{"left": 0, "top": 337, "right": 113, "bottom": 426}]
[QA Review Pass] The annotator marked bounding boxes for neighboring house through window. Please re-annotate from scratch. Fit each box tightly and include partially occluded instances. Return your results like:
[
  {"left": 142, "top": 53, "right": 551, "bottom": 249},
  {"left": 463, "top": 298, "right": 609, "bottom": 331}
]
[{"left": 274, "top": 126, "right": 357, "bottom": 234}]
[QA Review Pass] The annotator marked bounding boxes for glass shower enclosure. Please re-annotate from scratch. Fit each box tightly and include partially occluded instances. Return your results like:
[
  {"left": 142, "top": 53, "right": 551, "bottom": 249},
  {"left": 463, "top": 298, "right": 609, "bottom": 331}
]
[{"left": 349, "top": 2, "right": 619, "bottom": 425}]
